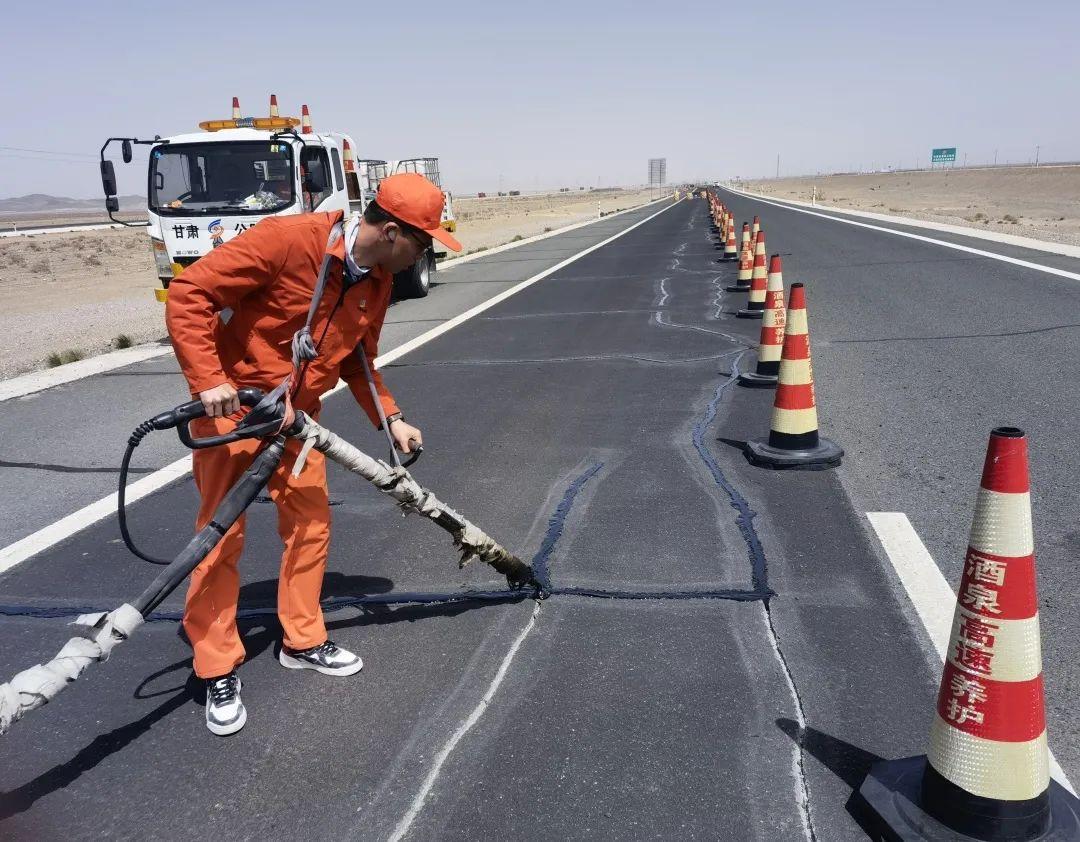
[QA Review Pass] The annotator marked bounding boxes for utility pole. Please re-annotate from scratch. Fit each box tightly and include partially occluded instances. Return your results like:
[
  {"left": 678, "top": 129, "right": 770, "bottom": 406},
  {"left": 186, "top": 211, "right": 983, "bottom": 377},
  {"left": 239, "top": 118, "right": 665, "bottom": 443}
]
[
  {"left": 776, "top": 153, "right": 780, "bottom": 179},
  {"left": 1035, "top": 145, "right": 1040, "bottom": 167},
  {"left": 994, "top": 148, "right": 998, "bottom": 166}
]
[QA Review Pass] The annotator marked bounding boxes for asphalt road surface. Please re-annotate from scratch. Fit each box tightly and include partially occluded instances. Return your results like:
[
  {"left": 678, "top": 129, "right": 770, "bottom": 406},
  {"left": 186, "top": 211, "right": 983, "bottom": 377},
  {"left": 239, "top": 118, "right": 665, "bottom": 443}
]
[{"left": 0, "top": 195, "right": 1076, "bottom": 840}]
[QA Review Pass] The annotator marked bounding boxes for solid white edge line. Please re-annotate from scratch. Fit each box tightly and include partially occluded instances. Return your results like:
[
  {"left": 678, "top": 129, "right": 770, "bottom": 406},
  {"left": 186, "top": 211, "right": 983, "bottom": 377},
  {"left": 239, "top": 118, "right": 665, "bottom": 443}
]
[
  {"left": 0, "top": 197, "right": 669, "bottom": 404},
  {"left": 719, "top": 187, "right": 1080, "bottom": 284},
  {"left": 0, "top": 343, "right": 175, "bottom": 403},
  {"left": 386, "top": 601, "right": 541, "bottom": 842},
  {"left": 724, "top": 186, "right": 1080, "bottom": 259},
  {"left": 436, "top": 194, "right": 669, "bottom": 271},
  {"left": 866, "top": 512, "right": 1076, "bottom": 796},
  {"left": 0, "top": 199, "right": 678, "bottom": 575}
]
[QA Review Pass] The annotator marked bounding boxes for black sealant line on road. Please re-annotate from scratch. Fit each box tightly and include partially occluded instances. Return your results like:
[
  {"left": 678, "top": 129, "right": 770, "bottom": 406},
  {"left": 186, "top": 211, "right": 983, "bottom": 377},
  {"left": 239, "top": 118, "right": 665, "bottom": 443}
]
[
  {"left": 0, "top": 453, "right": 774, "bottom": 625},
  {"left": 692, "top": 351, "right": 772, "bottom": 595}
]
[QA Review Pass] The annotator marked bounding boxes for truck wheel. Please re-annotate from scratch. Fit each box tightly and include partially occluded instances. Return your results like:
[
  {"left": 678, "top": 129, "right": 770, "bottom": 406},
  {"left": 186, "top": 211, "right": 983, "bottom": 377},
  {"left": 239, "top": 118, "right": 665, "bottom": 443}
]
[{"left": 393, "top": 251, "right": 434, "bottom": 299}]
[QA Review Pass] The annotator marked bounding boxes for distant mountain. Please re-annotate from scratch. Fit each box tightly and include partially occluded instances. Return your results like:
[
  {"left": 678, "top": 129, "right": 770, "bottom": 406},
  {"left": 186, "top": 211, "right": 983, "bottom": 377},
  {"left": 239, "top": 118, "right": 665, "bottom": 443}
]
[{"left": 0, "top": 193, "right": 145, "bottom": 214}]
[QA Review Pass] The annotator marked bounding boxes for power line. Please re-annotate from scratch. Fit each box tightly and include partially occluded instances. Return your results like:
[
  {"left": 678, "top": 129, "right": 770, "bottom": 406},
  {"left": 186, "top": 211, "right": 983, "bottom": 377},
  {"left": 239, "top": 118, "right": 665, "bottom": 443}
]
[
  {"left": 0, "top": 152, "right": 98, "bottom": 164},
  {"left": 0, "top": 144, "right": 98, "bottom": 159}
]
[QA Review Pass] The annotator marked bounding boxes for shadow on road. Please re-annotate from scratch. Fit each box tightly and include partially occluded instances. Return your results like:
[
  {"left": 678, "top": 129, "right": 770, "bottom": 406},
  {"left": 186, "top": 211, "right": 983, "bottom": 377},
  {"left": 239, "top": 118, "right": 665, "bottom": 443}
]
[
  {"left": 0, "top": 582, "right": 517, "bottom": 821},
  {"left": 776, "top": 717, "right": 885, "bottom": 840}
]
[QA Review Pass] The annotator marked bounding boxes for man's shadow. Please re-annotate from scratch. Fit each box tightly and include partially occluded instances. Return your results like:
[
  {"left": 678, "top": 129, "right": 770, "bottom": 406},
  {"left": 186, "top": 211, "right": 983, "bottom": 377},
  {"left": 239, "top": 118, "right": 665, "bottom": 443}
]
[{"left": 0, "top": 572, "right": 522, "bottom": 821}]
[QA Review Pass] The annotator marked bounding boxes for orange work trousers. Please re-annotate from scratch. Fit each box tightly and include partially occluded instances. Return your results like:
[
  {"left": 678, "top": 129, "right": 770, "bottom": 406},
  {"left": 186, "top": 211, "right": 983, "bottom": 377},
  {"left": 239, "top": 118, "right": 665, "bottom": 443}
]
[{"left": 185, "top": 415, "right": 331, "bottom": 679}]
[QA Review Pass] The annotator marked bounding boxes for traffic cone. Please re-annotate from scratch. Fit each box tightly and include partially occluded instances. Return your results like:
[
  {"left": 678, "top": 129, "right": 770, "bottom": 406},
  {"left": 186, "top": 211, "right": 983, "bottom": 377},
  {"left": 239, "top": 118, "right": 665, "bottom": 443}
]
[
  {"left": 342, "top": 138, "right": 356, "bottom": 173},
  {"left": 732, "top": 229, "right": 766, "bottom": 294},
  {"left": 751, "top": 215, "right": 760, "bottom": 247},
  {"left": 723, "top": 213, "right": 739, "bottom": 261},
  {"left": 738, "top": 251, "right": 778, "bottom": 318},
  {"left": 269, "top": 94, "right": 279, "bottom": 118},
  {"left": 231, "top": 96, "right": 241, "bottom": 119},
  {"left": 859, "top": 427, "right": 1080, "bottom": 840},
  {"left": 744, "top": 283, "right": 842, "bottom": 468},
  {"left": 739, "top": 258, "right": 786, "bottom": 387},
  {"left": 740, "top": 221, "right": 751, "bottom": 255},
  {"left": 727, "top": 241, "right": 754, "bottom": 291},
  {"left": 301, "top": 104, "right": 312, "bottom": 134}
]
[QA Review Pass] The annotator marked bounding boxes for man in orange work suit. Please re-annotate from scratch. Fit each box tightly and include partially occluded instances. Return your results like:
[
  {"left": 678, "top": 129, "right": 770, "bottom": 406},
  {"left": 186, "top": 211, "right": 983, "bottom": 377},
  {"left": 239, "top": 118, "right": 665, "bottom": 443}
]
[{"left": 166, "top": 173, "right": 461, "bottom": 735}]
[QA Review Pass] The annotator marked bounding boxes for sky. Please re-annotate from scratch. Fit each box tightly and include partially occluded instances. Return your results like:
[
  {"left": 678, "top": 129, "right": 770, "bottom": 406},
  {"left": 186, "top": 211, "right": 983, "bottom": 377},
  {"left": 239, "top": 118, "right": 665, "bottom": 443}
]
[{"left": 2, "top": 0, "right": 1079, "bottom": 199}]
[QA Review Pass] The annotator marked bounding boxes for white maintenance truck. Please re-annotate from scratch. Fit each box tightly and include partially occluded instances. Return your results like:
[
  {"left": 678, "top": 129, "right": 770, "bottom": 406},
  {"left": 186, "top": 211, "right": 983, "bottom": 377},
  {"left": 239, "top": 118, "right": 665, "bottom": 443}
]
[{"left": 100, "top": 96, "right": 455, "bottom": 300}]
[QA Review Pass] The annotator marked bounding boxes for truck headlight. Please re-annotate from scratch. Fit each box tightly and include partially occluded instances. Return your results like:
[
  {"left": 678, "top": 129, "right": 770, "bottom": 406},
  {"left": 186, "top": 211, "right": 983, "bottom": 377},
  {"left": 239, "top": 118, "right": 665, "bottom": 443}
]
[{"left": 150, "top": 238, "right": 173, "bottom": 279}]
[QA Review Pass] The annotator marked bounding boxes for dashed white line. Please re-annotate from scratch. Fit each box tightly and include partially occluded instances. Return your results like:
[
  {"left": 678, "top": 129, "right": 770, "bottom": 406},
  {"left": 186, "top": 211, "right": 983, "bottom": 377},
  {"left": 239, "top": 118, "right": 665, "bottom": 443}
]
[{"left": 867, "top": 512, "right": 1076, "bottom": 795}]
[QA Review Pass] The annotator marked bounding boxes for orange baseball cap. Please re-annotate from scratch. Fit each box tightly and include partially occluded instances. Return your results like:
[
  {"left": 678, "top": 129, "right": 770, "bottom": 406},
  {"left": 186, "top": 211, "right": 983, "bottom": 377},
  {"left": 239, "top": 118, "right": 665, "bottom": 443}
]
[{"left": 376, "top": 172, "right": 462, "bottom": 252}]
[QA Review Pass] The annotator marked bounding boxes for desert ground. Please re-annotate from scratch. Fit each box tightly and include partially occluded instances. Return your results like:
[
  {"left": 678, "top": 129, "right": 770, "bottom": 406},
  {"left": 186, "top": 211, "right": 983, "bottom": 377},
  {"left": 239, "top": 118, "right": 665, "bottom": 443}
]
[
  {"left": 0, "top": 188, "right": 658, "bottom": 378},
  {"left": 740, "top": 165, "right": 1080, "bottom": 247}
]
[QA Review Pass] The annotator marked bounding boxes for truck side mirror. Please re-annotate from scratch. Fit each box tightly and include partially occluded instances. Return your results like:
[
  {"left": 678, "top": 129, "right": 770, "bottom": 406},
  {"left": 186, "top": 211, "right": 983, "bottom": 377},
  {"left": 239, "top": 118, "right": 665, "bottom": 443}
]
[
  {"left": 121, "top": 140, "right": 133, "bottom": 164},
  {"left": 106, "top": 196, "right": 119, "bottom": 213},
  {"left": 100, "top": 160, "right": 117, "bottom": 197}
]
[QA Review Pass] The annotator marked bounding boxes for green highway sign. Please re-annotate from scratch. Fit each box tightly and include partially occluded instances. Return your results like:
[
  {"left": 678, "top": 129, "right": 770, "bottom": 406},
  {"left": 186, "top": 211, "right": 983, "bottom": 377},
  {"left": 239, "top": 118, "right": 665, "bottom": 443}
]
[{"left": 931, "top": 147, "right": 957, "bottom": 164}]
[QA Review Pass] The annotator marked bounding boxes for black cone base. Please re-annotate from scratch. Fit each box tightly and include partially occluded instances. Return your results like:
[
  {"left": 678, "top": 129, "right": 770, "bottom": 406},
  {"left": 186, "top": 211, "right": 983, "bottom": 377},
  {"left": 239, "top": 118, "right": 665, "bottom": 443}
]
[
  {"left": 736, "top": 307, "right": 764, "bottom": 319},
  {"left": 738, "top": 371, "right": 778, "bottom": 388},
  {"left": 858, "top": 756, "right": 1080, "bottom": 841},
  {"left": 726, "top": 282, "right": 752, "bottom": 292},
  {"left": 745, "top": 435, "right": 843, "bottom": 470},
  {"left": 722, "top": 252, "right": 739, "bottom": 261}
]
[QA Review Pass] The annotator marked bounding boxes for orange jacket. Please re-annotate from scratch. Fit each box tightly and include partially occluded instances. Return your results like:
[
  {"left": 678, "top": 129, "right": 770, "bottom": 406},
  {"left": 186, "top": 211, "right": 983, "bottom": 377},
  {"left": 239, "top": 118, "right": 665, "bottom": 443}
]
[{"left": 165, "top": 210, "right": 399, "bottom": 424}]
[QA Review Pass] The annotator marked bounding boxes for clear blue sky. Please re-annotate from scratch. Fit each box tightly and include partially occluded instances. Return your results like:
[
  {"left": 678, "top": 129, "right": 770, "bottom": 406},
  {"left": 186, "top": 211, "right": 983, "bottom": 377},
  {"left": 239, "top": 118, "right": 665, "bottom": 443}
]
[{"left": 2, "top": 0, "right": 1078, "bottom": 199}]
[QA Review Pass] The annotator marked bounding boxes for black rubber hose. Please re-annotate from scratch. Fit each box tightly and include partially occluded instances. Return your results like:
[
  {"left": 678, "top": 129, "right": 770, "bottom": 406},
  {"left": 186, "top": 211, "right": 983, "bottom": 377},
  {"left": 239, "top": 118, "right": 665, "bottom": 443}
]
[
  {"left": 118, "top": 420, "right": 173, "bottom": 565},
  {"left": 131, "top": 438, "right": 284, "bottom": 617}
]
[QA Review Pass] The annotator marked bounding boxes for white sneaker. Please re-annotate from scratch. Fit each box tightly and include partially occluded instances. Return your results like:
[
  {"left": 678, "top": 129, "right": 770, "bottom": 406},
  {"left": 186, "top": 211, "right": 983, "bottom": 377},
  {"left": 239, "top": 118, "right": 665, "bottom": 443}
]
[
  {"left": 278, "top": 640, "right": 363, "bottom": 676},
  {"left": 205, "top": 672, "right": 247, "bottom": 736}
]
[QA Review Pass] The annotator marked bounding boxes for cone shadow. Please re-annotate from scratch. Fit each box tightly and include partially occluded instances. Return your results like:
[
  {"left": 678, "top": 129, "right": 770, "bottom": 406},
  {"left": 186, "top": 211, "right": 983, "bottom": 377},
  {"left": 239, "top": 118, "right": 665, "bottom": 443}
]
[{"left": 776, "top": 718, "right": 886, "bottom": 839}]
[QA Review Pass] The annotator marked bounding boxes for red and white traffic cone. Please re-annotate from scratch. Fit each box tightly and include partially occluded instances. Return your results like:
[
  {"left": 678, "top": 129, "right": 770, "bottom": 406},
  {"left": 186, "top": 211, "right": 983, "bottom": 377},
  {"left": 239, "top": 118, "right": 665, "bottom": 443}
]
[
  {"left": 740, "top": 221, "right": 751, "bottom": 256},
  {"left": 738, "top": 247, "right": 774, "bottom": 318},
  {"left": 860, "top": 427, "right": 1080, "bottom": 840},
  {"left": 745, "top": 283, "right": 842, "bottom": 468},
  {"left": 739, "top": 258, "right": 786, "bottom": 387},
  {"left": 342, "top": 138, "right": 356, "bottom": 173},
  {"left": 731, "top": 229, "right": 766, "bottom": 293},
  {"left": 729, "top": 242, "right": 753, "bottom": 292},
  {"left": 301, "top": 104, "right": 312, "bottom": 134},
  {"left": 751, "top": 215, "right": 760, "bottom": 250},
  {"left": 723, "top": 213, "right": 739, "bottom": 261},
  {"left": 231, "top": 96, "right": 241, "bottom": 119},
  {"left": 269, "top": 94, "right": 279, "bottom": 117}
]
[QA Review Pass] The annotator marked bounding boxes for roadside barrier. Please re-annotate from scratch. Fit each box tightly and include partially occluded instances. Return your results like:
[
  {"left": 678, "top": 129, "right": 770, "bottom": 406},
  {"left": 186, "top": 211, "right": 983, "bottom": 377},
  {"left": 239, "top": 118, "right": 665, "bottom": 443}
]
[
  {"left": 744, "top": 283, "right": 843, "bottom": 469},
  {"left": 860, "top": 427, "right": 1080, "bottom": 840}
]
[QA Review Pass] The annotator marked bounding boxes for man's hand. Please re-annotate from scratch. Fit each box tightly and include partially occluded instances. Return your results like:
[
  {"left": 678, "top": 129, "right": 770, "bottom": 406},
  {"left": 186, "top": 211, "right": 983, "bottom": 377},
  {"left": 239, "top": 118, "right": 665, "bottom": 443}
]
[
  {"left": 199, "top": 383, "right": 240, "bottom": 418},
  {"left": 389, "top": 418, "right": 423, "bottom": 453}
]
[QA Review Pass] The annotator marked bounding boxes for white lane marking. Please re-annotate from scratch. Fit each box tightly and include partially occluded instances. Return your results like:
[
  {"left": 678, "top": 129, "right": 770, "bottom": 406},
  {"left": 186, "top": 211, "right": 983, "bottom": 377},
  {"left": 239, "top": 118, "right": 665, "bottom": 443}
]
[
  {"left": 723, "top": 186, "right": 1080, "bottom": 259},
  {"left": 0, "top": 457, "right": 193, "bottom": 576},
  {"left": 0, "top": 199, "right": 669, "bottom": 403},
  {"left": 0, "top": 343, "right": 175, "bottom": 403},
  {"left": 866, "top": 512, "right": 1076, "bottom": 795},
  {"left": 719, "top": 188, "right": 1080, "bottom": 284},
  {"left": 437, "top": 195, "right": 668, "bottom": 272},
  {"left": 386, "top": 601, "right": 541, "bottom": 842},
  {"left": 0, "top": 201, "right": 679, "bottom": 576}
]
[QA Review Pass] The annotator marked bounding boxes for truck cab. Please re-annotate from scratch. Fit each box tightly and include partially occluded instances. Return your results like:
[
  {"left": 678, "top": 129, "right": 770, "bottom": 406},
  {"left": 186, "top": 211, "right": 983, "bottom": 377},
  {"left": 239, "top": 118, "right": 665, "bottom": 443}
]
[{"left": 101, "top": 97, "right": 451, "bottom": 301}]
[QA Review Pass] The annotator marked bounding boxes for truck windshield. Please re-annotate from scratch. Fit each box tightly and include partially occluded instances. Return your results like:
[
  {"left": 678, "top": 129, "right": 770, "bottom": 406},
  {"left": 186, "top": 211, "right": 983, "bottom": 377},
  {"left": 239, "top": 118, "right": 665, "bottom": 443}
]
[{"left": 150, "top": 141, "right": 295, "bottom": 215}]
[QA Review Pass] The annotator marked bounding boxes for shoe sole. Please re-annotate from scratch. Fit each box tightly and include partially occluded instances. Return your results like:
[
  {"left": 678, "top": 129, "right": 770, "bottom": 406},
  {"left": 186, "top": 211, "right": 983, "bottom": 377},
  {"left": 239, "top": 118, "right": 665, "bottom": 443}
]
[{"left": 278, "top": 650, "right": 363, "bottom": 677}]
